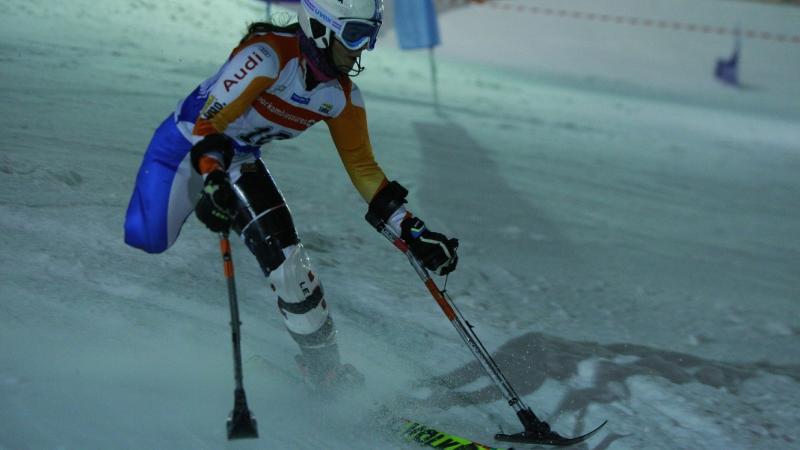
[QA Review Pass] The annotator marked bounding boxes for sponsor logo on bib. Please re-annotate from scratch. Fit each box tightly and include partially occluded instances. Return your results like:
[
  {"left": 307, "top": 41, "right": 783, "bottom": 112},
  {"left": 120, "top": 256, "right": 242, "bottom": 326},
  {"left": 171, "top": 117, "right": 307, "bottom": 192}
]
[{"left": 290, "top": 93, "right": 311, "bottom": 105}]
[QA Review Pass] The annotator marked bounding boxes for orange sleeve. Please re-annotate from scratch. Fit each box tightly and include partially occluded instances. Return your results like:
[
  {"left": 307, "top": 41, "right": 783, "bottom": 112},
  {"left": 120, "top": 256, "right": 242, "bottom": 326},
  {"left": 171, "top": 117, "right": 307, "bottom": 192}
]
[{"left": 326, "top": 100, "right": 388, "bottom": 203}]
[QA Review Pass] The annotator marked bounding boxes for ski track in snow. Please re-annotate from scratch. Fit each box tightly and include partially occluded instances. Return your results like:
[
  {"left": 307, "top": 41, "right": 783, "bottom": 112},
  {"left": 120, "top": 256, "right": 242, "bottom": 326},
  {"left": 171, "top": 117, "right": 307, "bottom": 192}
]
[{"left": 1, "top": 0, "right": 799, "bottom": 449}]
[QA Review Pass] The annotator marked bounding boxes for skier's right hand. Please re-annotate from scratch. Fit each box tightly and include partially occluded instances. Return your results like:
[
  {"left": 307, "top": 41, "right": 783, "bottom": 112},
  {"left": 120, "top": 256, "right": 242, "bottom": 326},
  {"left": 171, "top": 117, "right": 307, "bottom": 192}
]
[
  {"left": 366, "top": 180, "right": 459, "bottom": 276},
  {"left": 195, "top": 170, "right": 237, "bottom": 232},
  {"left": 401, "top": 216, "right": 459, "bottom": 276}
]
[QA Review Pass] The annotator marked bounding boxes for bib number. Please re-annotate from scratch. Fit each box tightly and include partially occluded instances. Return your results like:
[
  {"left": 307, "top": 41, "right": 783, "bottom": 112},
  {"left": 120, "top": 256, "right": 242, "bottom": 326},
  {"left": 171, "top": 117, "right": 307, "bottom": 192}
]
[{"left": 239, "top": 127, "right": 293, "bottom": 146}]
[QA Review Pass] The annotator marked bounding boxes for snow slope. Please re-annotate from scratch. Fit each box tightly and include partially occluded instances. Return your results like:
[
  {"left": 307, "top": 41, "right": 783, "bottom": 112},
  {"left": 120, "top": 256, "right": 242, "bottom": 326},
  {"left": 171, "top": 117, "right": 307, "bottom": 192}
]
[{"left": 1, "top": 0, "right": 798, "bottom": 449}]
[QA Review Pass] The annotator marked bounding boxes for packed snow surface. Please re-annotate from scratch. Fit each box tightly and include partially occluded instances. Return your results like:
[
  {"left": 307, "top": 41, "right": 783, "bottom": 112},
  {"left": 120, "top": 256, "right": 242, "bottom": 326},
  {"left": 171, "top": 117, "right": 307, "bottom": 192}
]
[{"left": 1, "top": 0, "right": 798, "bottom": 449}]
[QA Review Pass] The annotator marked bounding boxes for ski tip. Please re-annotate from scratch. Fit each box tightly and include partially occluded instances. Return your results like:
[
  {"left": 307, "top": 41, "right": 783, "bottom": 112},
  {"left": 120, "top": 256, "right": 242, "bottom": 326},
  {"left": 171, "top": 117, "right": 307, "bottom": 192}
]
[{"left": 399, "top": 418, "right": 504, "bottom": 450}]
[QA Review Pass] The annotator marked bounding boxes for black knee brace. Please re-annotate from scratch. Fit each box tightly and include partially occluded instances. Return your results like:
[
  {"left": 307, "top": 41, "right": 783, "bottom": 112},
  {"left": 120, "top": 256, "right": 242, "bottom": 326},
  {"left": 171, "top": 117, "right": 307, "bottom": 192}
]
[
  {"left": 232, "top": 160, "right": 299, "bottom": 274},
  {"left": 240, "top": 207, "right": 297, "bottom": 274}
]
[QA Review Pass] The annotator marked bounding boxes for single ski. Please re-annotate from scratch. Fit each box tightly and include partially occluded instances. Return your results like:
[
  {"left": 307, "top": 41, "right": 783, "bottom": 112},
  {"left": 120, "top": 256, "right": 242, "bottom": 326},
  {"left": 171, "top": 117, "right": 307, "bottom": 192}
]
[{"left": 398, "top": 418, "right": 506, "bottom": 450}]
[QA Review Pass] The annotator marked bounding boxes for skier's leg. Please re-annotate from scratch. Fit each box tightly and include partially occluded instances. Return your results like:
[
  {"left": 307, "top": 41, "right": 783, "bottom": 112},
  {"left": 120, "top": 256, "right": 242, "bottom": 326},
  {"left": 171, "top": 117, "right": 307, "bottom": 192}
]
[
  {"left": 124, "top": 116, "right": 202, "bottom": 253},
  {"left": 228, "top": 157, "right": 353, "bottom": 386}
]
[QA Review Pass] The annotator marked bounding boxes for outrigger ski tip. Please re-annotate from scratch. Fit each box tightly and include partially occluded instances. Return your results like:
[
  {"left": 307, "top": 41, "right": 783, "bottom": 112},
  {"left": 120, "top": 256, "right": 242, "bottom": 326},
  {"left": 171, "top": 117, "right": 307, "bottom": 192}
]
[
  {"left": 399, "top": 416, "right": 606, "bottom": 450},
  {"left": 495, "top": 420, "right": 607, "bottom": 447},
  {"left": 495, "top": 408, "right": 607, "bottom": 447},
  {"left": 226, "top": 388, "right": 259, "bottom": 440},
  {"left": 226, "top": 409, "right": 259, "bottom": 440}
]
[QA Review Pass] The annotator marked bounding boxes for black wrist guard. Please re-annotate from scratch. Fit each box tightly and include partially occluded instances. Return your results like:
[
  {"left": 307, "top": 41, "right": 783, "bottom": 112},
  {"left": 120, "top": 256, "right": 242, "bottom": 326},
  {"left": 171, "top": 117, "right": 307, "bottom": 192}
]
[
  {"left": 365, "top": 180, "right": 408, "bottom": 229},
  {"left": 190, "top": 133, "right": 235, "bottom": 174}
]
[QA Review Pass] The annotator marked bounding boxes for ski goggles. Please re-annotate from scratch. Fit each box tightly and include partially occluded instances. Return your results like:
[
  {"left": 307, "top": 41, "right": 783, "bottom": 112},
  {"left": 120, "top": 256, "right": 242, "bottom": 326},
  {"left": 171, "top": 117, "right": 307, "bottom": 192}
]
[{"left": 335, "top": 18, "right": 381, "bottom": 51}]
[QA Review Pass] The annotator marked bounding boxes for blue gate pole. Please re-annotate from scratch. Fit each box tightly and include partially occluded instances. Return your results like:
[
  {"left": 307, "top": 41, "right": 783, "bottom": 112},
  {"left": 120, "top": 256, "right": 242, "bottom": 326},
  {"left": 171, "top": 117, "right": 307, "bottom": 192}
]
[{"left": 429, "top": 47, "right": 439, "bottom": 112}]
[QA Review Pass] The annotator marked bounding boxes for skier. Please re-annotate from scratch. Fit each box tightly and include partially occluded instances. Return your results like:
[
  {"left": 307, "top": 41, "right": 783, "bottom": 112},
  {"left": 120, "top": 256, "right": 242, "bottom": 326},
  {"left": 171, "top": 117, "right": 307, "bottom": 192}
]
[{"left": 123, "top": 0, "right": 458, "bottom": 389}]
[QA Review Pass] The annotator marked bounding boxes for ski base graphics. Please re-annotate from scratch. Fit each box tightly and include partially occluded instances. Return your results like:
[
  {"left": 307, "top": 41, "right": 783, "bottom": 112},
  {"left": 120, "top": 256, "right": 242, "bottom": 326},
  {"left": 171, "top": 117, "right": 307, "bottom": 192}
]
[{"left": 398, "top": 418, "right": 505, "bottom": 450}]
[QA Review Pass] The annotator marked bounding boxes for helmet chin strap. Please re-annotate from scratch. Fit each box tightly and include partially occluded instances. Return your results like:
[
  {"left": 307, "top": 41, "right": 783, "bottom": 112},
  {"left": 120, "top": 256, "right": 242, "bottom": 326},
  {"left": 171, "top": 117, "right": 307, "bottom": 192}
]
[
  {"left": 322, "top": 34, "right": 367, "bottom": 78},
  {"left": 320, "top": 39, "right": 367, "bottom": 78},
  {"left": 334, "top": 53, "right": 366, "bottom": 77}
]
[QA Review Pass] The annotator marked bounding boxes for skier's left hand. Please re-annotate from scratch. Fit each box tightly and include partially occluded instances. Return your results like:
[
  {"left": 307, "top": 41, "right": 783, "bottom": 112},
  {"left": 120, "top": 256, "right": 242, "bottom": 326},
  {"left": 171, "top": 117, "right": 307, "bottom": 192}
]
[{"left": 401, "top": 216, "right": 459, "bottom": 276}]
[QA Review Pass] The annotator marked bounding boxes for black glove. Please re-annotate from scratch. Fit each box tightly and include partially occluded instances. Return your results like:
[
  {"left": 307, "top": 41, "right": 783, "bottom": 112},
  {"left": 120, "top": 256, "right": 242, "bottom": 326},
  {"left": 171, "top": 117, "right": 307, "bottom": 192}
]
[
  {"left": 195, "top": 170, "right": 237, "bottom": 232},
  {"left": 401, "top": 216, "right": 459, "bottom": 276},
  {"left": 365, "top": 180, "right": 459, "bottom": 276}
]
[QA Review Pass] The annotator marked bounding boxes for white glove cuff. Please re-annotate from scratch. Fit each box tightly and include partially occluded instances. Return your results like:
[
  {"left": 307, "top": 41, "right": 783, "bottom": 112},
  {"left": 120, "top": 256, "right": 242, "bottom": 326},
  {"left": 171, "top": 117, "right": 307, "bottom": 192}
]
[{"left": 386, "top": 205, "right": 409, "bottom": 237}]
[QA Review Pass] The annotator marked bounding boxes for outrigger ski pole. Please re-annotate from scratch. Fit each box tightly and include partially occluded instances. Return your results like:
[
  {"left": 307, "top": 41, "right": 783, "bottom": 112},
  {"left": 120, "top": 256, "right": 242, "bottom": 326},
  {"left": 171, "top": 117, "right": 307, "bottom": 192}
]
[
  {"left": 218, "top": 232, "right": 259, "bottom": 440},
  {"left": 366, "top": 217, "right": 607, "bottom": 447}
]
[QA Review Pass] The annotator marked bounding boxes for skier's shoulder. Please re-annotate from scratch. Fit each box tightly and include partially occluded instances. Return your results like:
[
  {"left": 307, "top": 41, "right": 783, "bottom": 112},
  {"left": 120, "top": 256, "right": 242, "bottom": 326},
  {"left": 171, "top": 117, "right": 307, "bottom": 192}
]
[
  {"left": 220, "top": 30, "right": 301, "bottom": 85},
  {"left": 231, "top": 25, "right": 301, "bottom": 66}
]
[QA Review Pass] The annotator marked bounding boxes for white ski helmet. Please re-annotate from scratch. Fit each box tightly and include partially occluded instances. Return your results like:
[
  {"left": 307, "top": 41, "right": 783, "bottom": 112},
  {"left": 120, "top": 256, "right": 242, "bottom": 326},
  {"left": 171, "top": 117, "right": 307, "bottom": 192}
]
[{"left": 298, "top": 0, "right": 384, "bottom": 51}]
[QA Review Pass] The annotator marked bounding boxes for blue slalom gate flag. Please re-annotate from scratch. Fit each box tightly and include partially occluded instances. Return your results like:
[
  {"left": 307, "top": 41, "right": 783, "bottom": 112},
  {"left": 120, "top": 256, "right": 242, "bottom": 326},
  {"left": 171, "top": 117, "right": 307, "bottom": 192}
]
[
  {"left": 715, "top": 32, "right": 741, "bottom": 86},
  {"left": 395, "top": 0, "right": 441, "bottom": 50}
]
